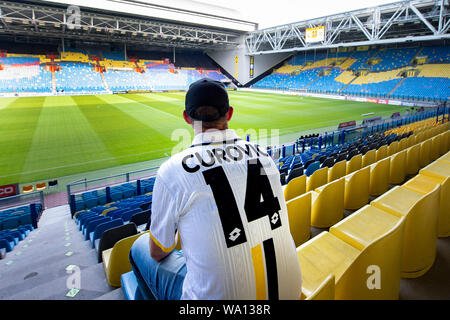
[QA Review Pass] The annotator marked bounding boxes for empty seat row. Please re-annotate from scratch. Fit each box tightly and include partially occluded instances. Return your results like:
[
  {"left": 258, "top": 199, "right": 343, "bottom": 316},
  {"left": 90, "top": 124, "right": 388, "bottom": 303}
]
[
  {"left": 284, "top": 120, "right": 449, "bottom": 203},
  {"left": 295, "top": 141, "right": 449, "bottom": 300},
  {"left": 285, "top": 120, "right": 449, "bottom": 244},
  {"left": 0, "top": 203, "right": 42, "bottom": 231},
  {"left": 0, "top": 224, "right": 34, "bottom": 258},
  {"left": 72, "top": 192, "right": 156, "bottom": 288},
  {"left": 72, "top": 177, "right": 155, "bottom": 213}
]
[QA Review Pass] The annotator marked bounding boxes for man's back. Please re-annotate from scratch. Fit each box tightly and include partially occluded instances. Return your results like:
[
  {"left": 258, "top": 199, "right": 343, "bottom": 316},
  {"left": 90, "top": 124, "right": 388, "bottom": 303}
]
[{"left": 150, "top": 129, "right": 302, "bottom": 300}]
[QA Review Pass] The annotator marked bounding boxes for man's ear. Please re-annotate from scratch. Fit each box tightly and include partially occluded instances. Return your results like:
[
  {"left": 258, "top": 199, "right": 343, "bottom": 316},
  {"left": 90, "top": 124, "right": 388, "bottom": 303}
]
[
  {"left": 226, "top": 106, "right": 234, "bottom": 121},
  {"left": 183, "top": 110, "right": 192, "bottom": 125}
]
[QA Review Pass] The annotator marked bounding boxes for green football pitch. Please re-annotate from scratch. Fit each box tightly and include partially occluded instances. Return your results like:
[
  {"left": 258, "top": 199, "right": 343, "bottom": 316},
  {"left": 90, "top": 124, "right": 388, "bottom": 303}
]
[{"left": 0, "top": 91, "right": 408, "bottom": 185}]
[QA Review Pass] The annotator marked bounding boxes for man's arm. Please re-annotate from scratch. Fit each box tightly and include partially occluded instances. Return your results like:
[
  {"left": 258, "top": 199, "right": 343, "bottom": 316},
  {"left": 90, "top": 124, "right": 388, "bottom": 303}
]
[
  {"left": 149, "top": 231, "right": 179, "bottom": 262},
  {"left": 148, "top": 170, "right": 179, "bottom": 262}
]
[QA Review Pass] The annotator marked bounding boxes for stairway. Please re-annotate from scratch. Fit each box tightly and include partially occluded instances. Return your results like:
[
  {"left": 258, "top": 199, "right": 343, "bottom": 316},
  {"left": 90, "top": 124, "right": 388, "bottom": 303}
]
[
  {"left": 51, "top": 71, "right": 56, "bottom": 94},
  {"left": 0, "top": 205, "right": 124, "bottom": 300},
  {"left": 303, "top": 75, "right": 321, "bottom": 89},
  {"left": 339, "top": 75, "right": 359, "bottom": 92},
  {"left": 388, "top": 77, "right": 406, "bottom": 96},
  {"left": 100, "top": 71, "right": 110, "bottom": 92},
  {"left": 141, "top": 72, "right": 153, "bottom": 91},
  {"left": 276, "top": 65, "right": 307, "bottom": 90},
  {"left": 410, "top": 47, "right": 424, "bottom": 64}
]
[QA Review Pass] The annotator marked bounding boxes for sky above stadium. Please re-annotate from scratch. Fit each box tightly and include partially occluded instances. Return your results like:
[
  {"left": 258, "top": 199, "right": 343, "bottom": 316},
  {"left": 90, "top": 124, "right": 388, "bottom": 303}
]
[{"left": 195, "top": 0, "right": 405, "bottom": 29}]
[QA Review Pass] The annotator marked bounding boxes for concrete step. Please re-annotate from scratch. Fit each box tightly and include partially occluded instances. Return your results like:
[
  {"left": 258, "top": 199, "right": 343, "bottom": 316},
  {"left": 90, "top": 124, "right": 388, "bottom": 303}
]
[
  {"left": 95, "top": 287, "right": 125, "bottom": 300},
  {"left": 0, "top": 204, "right": 115, "bottom": 300},
  {"left": 7, "top": 262, "right": 114, "bottom": 300}
]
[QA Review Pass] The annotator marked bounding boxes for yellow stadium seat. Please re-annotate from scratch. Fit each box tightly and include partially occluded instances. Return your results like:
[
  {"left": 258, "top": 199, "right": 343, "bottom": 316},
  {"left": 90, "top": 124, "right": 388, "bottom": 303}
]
[
  {"left": 430, "top": 135, "right": 441, "bottom": 161},
  {"left": 406, "top": 135, "right": 415, "bottom": 148},
  {"left": 296, "top": 232, "right": 359, "bottom": 300},
  {"left": 346, "top": 154, "right": 362, "bottom": 175},
  {"left": 284, "top": 174, "right": 306, "bottom": 202},
  {"left": 310, "top": 178, "right": 345, "bottom": 228},
  {"left": 439, "top": 132, "right": 449, "bottom": 155},
  {"left": 439, "top": 151, "right": 450, "bottom": 163},
  {"left": 362, "top": 149, "right": 376, "bottom": 168},
  {"left": 328, "top": 160, "right": 346, "bottom": 183},
  {"left": 329, "top": 205, "right": 405, "bottom": 299},
  {"left": 344, "top": 166, "right": 370, "bottom": 210},
  {"left": 389, "top": 149, "right": 407, "bottom": 185},
  {"left": 423, "top": 128, "right": 432, "bottom": 140},
  {"left": 371, "top": 185, "right": 440, "bottom": 278},
  {"left": 102, "top": 207, "right": 118, "bottom": 216},
  {"left": 306, "top": 167, "right": 328, "bottom": 192},
  {"left": 398, "top": 138, "right": 408, "bottom": 152},
  {"left": 369, "top": 157, "right": 390, "bottom": 196},
  {"left": 375, "top": 145, "right": 387, "bottom": 162},
  {"left": 387, "top": 141, "right": 399, "bottom": 157},
  {"left": 302, "top": 274, "right": 335, "bottom": 300},
  {"left": 297, "top": 204, "right": 405, "bottom": 301},
  {"left": 414, "top": 132, "right": 424, "bottom": 145},
  {"left": 419, "top": 139, "right": 432, "bottom": 168},
  {"left": 103, "top": 232, "right": 149, "bottom": 287},
  {"left": 286, "top": 192, "right": 312, "bottom": 247},
  {"left": 405, "top": 144, "right": 420, "bottom": 175},
  {"left": 403, "top": 173, "right": 450, "bottom": 238},
  {"left": 442, "top": 131, "right": 450, "bottom": 153},
  {"left": 420, "top": 157, "right": 450, "bottom": 179}
]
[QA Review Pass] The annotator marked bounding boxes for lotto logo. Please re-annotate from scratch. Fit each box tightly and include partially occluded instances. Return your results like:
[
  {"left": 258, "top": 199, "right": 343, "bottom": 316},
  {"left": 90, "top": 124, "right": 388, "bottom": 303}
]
[
  {"left": 0, "top": 184, "right": 18, "bottom": 198},
  {"left": 229, "top": 228, "right": 241, "bottom": 242}
]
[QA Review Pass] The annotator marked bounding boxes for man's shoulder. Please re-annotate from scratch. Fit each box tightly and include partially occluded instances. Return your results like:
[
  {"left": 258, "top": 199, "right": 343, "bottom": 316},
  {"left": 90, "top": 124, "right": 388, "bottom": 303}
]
[{"left": 157, "top": 148, "right": 194, "bottom": 178}]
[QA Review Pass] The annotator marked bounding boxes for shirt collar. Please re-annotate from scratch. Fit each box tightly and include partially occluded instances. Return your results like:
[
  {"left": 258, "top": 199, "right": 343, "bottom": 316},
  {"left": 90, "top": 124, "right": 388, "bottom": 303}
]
[{"left": 191, "top": 129, "right": 240, "bottom": 147}]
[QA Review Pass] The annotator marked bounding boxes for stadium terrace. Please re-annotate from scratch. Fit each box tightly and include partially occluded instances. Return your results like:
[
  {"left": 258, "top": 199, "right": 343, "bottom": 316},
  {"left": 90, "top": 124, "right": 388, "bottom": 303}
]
[{"left": 0, "top": 0, "right": 449, "bottom": 305}]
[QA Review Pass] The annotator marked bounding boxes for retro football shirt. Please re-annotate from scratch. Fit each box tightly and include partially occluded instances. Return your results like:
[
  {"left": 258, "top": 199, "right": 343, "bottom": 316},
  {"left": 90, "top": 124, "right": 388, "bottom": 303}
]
[{"left": 150, "top": 129, "right": 302, "bottom": 300}]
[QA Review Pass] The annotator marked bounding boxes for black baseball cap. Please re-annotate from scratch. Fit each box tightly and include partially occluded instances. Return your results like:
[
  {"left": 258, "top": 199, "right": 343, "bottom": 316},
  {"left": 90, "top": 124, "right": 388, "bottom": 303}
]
[{"left": 185, "top": 78, "right": 230, "bottom": 121}]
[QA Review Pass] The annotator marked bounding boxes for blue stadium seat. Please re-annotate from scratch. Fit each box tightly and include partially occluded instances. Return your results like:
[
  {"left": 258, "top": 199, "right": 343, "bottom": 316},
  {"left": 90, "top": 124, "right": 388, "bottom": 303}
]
[
  {"left": 120, "top": 208, "right": 142, "bottom": 222},
  {"left": 84, "top": 217, "right": 111, "bottom": 240},
  {"left": 305, "top": 161, "right": 321, "bottom": 176},
  {"left": 121, "top": 271, "right": 153, "bottom": 300},
  {"left": 90, "top": 218, "right": 124, "bottom": 248},
  {"left": 0, "top": 236, "right": 15, "bottom": 252}
]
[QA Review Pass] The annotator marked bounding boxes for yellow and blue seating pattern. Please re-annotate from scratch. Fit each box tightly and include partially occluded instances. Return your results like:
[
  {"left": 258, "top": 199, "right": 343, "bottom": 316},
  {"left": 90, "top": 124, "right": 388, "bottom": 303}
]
[
  {"left": 253, "top": 45, "right": 450, "bottom": 101},
  {"left": 282, "top": 118, "right": 449, "bottom": 299}
]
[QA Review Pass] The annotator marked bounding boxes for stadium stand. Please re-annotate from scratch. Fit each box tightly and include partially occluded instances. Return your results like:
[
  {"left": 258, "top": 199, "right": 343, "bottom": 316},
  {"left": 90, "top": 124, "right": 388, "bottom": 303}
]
[
  {"left": 55, "top": 62, "right": 106, "bottom": 93},
  {"left": 0, "top": 47, "right": 231, "bottom": 95},
  {"left": 0, "top": 56, "right": 52, "bottom": 93},
  {"left": 0, "top": 44, "right": 446, "bottom": 101},
  {"left": 252, "top": 45, "right": 450, "bottom": 101},
  {"left": 0, "top": 204, "right": 42, "bottom": 231},
  {"left": 0, "top": 203, "right": 42, "bottom": 257}
]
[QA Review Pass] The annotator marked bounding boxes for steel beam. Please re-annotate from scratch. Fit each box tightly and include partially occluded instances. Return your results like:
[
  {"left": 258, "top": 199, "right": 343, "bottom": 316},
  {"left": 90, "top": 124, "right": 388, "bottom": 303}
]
[{"left": 245, "top": 0, "right": 449, "bottom": 55}]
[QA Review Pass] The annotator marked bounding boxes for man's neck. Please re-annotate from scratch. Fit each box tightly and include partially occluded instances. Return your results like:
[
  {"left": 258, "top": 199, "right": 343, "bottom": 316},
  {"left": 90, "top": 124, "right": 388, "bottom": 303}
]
[{"left": 193, "top": 123, "right": 228, "bottom": 136}]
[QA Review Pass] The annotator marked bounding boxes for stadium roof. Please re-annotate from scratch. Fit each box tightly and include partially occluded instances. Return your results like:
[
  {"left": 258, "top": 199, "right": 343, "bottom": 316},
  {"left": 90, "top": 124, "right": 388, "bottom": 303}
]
[
  {"left": 37, "top": 0, "right": 257, "bottom": 31},
  {"left": 0, "top": 0, "right": 255, "bottom": 50},
  {"left": 245, "top": 0, "right": 450, "bottom": 55}
]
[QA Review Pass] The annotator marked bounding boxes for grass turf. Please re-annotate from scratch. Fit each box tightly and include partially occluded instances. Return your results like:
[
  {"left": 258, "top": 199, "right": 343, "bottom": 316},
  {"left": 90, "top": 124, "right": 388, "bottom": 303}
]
[{"left": 0, "top": 91, "right": 408, "bottom": 185}]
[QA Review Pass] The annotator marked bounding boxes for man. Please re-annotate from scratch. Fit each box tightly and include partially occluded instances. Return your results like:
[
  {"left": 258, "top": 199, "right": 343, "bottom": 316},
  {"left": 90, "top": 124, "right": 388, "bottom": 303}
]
[{"left": 130, "top": 78, "right": 302, "bottom": 300}]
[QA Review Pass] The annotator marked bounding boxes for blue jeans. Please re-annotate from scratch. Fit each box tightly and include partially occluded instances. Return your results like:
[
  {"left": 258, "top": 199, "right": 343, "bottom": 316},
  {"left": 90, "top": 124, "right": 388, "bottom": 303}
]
[{"left": 129, "top": 233, "right": 187, "bottom": 300}]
